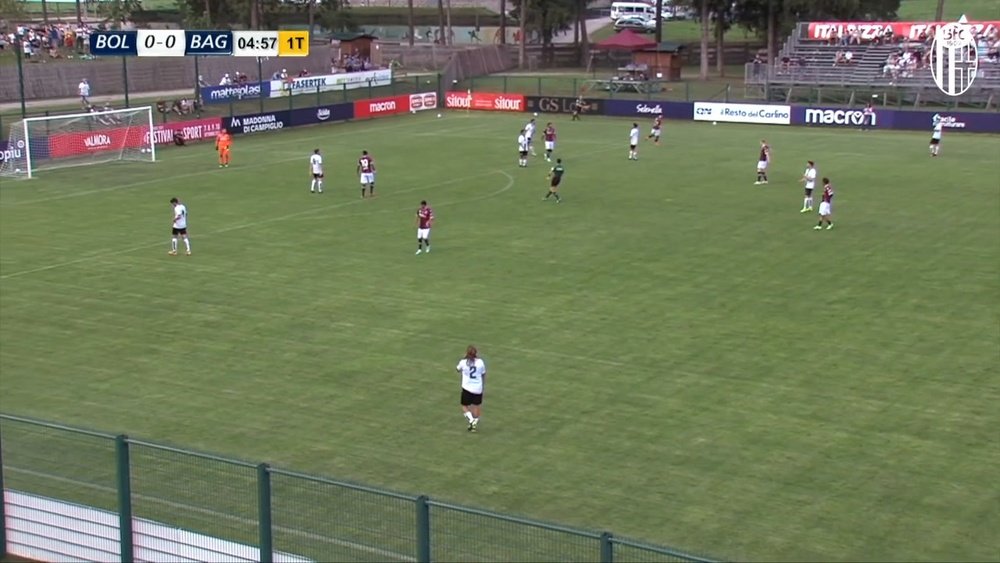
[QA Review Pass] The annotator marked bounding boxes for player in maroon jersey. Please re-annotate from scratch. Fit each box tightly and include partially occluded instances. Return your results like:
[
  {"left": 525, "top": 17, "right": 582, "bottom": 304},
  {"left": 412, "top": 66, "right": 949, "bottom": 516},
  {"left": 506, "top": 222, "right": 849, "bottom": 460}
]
[
  {"left": 814, "top": 178, "right": 834, "bottom": 230},
  {"left": 415, "top": 200, "right": 434, "bottom": 254},
  {"left": 647, "top": 115, "right": 663, "bottom": 145},
  {"left": 755, "top": 140, "right": 770, "bottom": 185},
  {"left": 358, "top": 150, "right": 376, "bottom": 198},
  {"left": 543, "top": 123, "right": 557, "bottom": 161}
]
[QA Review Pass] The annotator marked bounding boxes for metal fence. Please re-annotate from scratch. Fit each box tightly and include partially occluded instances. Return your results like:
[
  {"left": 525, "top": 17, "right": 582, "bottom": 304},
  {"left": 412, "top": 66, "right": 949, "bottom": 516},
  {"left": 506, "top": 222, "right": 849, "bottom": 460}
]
[{"left": 0, "top": 414, "right": 713, "bottom": 563}]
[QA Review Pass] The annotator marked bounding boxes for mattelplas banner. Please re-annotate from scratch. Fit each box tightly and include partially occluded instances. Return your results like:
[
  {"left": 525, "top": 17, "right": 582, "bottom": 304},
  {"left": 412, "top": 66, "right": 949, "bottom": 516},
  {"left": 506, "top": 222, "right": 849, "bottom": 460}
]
[
  {"left": 271, "top": 70, "right": 392, "bottom": 98},
  {"left": 200, "top": 82, "right": 271, "bottom": 104},
  {"left": 694, "top": 102, "right": 791, "bottom": 125},
  {"left": 444, "top": 91, "right": 526, "bottom": 112}
]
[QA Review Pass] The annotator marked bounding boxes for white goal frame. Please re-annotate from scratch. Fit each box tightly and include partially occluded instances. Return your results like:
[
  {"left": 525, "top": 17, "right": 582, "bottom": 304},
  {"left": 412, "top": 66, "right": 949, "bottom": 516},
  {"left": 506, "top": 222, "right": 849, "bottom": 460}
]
[{"left": 2, "top": 105, "right": 156, "bottom": 180}]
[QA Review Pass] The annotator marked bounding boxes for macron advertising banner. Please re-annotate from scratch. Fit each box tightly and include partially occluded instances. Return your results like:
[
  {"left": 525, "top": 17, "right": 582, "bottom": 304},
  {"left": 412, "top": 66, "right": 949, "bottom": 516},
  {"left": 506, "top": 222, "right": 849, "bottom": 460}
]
[
  {"left": 444, "top": 91, "right": 526, "bottom": 112},
  {"left": 525, "top": 96, "right": 606, "bottom": 116},
  {"left": 200, "top": 82, "right": 271, "bottom": 105},
  {"left": 694, "top": 102, "right": 791, "bottom": 125},
  {"left": 603, "top": 100, "right": 692, "bottom": 120},
  {"left": 270, "top": 70, "right": 392, "bottom": 98},
  {"left": 354, "top": 95, "right": 410, "bottom": 119},
  {"left": 225, "top": 111, "right": 291, "bottom": 135},
  {"left": 147, "top": 117, "right": 222, "bottom": 146},
  {"left": 806, "top": 20, "right": 1000, "bottom": 41},
  {"left": 794, "top": 106, "right": 1000, "bottom": 133},
  {"left": 289, "top": 103, "right": 354, "bottom": 127}
]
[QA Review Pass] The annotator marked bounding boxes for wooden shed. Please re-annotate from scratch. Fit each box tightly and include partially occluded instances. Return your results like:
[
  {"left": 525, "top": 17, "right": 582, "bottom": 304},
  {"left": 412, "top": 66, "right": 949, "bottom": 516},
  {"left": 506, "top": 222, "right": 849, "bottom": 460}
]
[
  {"left": 330, "top": 32, "right": 381, "bottom": 70},
  {"left": 632, "top": 42, "right": 685, "bottom": 81}
]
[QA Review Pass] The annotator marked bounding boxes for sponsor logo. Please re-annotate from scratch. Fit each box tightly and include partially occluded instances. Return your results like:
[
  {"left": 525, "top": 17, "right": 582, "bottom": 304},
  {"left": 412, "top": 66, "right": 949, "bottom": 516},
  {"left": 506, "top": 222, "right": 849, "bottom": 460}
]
[
  {"left": 635, "top": 103, "right": 663, "bottom": 114},
  {"left": 355, "top": 95, "right": 409, "bottom": 118},
  {"left": 409, "top": 92, "right": 438, "bottom": 112},
  {"left": 695, "top": 106, "right": 712, "bottom": 116},
  {"left": 369, "top": 100, "right": 397, "bottom": 113},
  {"left": 229, "top": 113, "right": 286, "bottom": 134},
  {"left": 209, "top": 83, "right": 262, "bottom": 100},
  {"left": 938, "top": 115, "right": 966, "bottom": 128},
  {"left": 445, "top": 92, "right": 525, "bottom": 112},
  {"left": 531, "top": 96, "right": 600, "bottom": 115},
  {"left": 317, "top": 108, "right": 331, "bottom": 121},
  {"left": 694, "top": 102, "right": 790, "bottom": 125},
  {"left": 494, "top": 96, "right": 523, "bottom": 111},
  {"left": 0, "top": 139, "right": 25, "bottom": 162},
  {"left": 269, "top": 70, "right": 393, "bottom": 99},
  {"left": 145, "top": 118, "right": 223, "bottom": 146},
  {"left": 84, "top": 134, "right": 112, "bottom": 148},
  {"left": 931, "top": 18, "right": 978, "bottom": 96},
  {"left": 804, "top": 108, "right": 875, "bottom": 126},
  {"left": 807, "top": 20, "right": 1000, "bottom": 41},
  {"left": 445, "top": 92, "right": 472, "bottom": 109}
]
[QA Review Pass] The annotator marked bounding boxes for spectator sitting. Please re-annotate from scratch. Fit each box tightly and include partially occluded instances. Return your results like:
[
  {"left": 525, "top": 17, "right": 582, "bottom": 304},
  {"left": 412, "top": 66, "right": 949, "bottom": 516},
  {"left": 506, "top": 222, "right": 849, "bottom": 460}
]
[
  {"left": 270, "top": 70, "right": 282, "bottom": 80},
  {"left": 844, "top": 51, "right": 853, "bottom": 64},
  {"left": 219, "top": 73, "right": 232, "bottom": 86},
  {"left": 174, "top": 130, "right": 186, "bottom": 146},
  {"left": 833, "top": 50, "right": 845, "bottom": 66},
  {"left": 850, "top": 28, "right": 862, "bottom": 45},
  {"left": 297, "top": 68, "right": 309, "bottom": 77}
]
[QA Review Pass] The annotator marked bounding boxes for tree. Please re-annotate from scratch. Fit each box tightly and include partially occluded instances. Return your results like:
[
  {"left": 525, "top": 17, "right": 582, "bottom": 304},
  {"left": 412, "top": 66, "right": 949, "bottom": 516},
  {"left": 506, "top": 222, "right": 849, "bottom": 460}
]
[
  {"left": 699, "top": 0, "right": 710, "bottom": 79},
  {"left": 96, "top": 0, "right": 144, "bottom": 26},
  {"left": 509, "top": 0, "right": 575, "bottom": 65}
]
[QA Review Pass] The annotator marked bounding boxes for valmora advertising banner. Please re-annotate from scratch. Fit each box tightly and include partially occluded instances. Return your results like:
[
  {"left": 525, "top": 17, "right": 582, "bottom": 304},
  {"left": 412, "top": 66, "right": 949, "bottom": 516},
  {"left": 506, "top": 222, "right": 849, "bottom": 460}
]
[
  {"left": 354, "top": 95, "right": 411, "bottom": 119},
  {"left": 444, "top": 91, "right": 526, "bottom": 112},
  {"left": 48, "top": 127, "right": 148, "bottom": 158},
  {"left": 147, "top": 117, "right": 222, "bottom": 146},
  {"left": 525, "top": 96, "right": 605, "bottom": 116},
  {"left": 806, "top": 20, "right": 1000, "bottom": 41},
  {"left": 270, "top": 70, "right": 392, "bottom": 98}
]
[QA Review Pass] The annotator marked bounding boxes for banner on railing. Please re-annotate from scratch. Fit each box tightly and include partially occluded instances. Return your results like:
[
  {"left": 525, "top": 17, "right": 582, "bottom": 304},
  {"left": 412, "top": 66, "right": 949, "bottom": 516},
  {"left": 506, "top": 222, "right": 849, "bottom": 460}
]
[
  {"left": 693, "top": 102, "right": 791, "bottom": 125},
  {"left": 48, "top": 127, "right": 147, "bottom": 158},
  {"left": 289, "top": 103, "right": 354, "bottom": 127},
  {"left": 603, "top": 100, "right": 692, "bottom": 119},
  {"left": 200, "top": 82, "right": 271, "bottom": 104},
  {"left": 800, "top": 107, "right": 876, "bottom": 127},
  {"left": 525, "top": 96, "right": 605, "bottom": 116},
  {"left": 444, "top": 91, "right": 526, "bottom": 112},
  {"left": 0, "top": 139, "right": 26, "bottom": 163},
  {"left": 270, "top": 70, "right": 392, "bottom": 98},
  {"left": 806, "top": 21, "right": 1000, "bottom": 41},
  {"left": 354, "top": 95, "right": 410, "bottom": 119},
  {"left": 793, "top": 106, "right": 1000, "bottom": 133},
  {"left": 225, "top": 111, "right": 291, "bottom": 135},
  {"left": 147, "top": 117, "right": 222, "bottom": 146},
  {"left": 409, "top": 91, "right": 438, "bottom": 112}
]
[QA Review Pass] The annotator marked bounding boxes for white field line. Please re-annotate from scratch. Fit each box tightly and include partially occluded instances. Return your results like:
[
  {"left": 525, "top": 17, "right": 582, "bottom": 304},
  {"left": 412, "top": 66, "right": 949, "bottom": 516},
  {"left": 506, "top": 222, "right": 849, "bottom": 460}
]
[{"left": 5, "top": 466, "right": 416, "bottom": 562}]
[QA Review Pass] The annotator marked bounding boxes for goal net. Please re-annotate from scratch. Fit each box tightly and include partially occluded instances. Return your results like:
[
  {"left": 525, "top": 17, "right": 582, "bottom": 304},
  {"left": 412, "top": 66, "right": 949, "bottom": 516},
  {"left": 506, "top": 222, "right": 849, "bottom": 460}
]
[{"left": 0, "top": 106, "right": 155, "bottom": 180}]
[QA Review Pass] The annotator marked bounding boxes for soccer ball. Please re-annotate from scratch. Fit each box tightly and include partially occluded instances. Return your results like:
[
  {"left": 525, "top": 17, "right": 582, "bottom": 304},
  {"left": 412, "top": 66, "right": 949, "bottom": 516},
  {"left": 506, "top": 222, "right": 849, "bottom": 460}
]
[
  {"left": 534, "top": 112, "right": 539, "bottom": 117},
  {"left": 437, "top": 113, "right": 442, "bottom": 118},
  {"left": 712, "top": 121, "right": 718, "bottom": 125},
  {"left": 411, "top": 109, "right": 416, "bottom": 114},
  {"left": 15, "top": 168, "right": 21, "bottom": 173}
]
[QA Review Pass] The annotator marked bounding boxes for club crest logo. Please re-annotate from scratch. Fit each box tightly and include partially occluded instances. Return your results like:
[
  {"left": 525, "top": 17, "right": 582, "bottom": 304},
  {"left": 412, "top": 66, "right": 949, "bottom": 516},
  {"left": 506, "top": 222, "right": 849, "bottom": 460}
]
[{"left": 930, "top": 16, "right": 979, "bottom": 96}]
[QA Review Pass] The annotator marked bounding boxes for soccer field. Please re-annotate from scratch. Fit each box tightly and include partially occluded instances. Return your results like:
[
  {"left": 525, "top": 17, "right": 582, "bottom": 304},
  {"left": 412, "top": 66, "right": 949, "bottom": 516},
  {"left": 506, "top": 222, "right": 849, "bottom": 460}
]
[{"left": 1, "top": 112, "right": 998, "bottom": 561}]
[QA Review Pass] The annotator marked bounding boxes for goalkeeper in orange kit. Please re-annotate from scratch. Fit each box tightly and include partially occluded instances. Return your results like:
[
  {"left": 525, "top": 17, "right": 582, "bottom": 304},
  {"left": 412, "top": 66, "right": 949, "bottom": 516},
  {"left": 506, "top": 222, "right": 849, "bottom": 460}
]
[{"left": 215, "top": 128, "right": 232, "bottom": 167}]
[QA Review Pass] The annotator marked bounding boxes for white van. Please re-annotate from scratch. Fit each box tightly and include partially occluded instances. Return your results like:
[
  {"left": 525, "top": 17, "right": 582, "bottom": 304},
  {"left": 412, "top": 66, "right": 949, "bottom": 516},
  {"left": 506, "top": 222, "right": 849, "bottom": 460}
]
[{"left": 610, "top": 2, "right": 657, "bottom": 21}]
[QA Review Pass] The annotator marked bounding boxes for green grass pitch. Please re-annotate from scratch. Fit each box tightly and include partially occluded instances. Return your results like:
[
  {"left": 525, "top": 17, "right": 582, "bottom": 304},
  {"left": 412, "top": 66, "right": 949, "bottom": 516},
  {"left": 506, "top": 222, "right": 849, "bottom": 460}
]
[{"left": 0, "top": 112, "right": 998, "bottom": 561}]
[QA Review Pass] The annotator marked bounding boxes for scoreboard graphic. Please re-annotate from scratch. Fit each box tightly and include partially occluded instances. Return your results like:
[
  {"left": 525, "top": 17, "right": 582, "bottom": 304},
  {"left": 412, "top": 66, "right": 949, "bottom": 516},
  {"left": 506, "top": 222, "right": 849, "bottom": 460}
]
[{"left": 88, "top": 30, "right": 310, "bottom": 57}]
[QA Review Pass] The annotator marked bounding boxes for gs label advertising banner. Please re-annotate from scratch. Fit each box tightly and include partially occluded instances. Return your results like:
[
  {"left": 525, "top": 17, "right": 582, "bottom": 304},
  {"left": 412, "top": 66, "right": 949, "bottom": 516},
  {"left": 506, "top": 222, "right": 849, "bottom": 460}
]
[{"left": 525, "top": 96, "right": 604, "bottom": 116}]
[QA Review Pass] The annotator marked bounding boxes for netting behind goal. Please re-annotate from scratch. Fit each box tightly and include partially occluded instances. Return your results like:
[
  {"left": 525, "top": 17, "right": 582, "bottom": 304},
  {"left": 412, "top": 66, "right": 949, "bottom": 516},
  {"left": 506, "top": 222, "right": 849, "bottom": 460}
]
[{"left": 0, "top": 106, "right": 155, "bottom": 180}]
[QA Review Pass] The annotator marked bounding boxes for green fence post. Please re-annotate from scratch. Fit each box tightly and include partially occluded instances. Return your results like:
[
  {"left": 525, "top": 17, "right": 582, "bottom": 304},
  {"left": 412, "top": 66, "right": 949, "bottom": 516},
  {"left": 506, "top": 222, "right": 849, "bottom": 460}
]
[
  {"left": 537, "top": 76, "right": 542, "bottom": 96},
  {"left": 257, "top": 463, "right": 273, "bottom": 563},
  {"left": 122, "top": 57, "right": 130, "bottom": 108},
  {"left": 415, "top": 495, "right": 431, "bottom": 563},
  {"left": 258, "top": 57, "right": 265, "bottom": 114},
  {"left": 15, "top": 41, "right": 27, "bottom": 118},
  {"left": 0, "top": 428, "right": 7, "bottom": 559},
  {"left": 600, "top": 532, "right": 613, "bottom": 563},
  {"left": 317, "top": 83, "right": 321, "bottom": 107},
  {"left": 115, "top": 435, "right": 134, "bottom": 563}
]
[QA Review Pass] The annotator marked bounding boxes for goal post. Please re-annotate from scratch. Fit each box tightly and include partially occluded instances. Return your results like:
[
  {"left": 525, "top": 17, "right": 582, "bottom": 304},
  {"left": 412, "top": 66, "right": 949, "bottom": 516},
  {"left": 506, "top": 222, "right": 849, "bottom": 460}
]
[{"left": 0, "top": 106, "right": 156, "bottom": 180}]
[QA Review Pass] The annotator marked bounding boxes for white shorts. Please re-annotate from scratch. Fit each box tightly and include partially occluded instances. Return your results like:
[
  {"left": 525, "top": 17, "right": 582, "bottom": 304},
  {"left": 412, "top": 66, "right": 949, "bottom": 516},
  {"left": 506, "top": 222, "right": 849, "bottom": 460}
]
[
  {"left": 819, "top": 202, "right": 832, "bottom": 216},
  {"left": 757, "top": 160, "right": 768, "bottom": 171},
  {"left": 360, "top": 172, "right": 375, "bottom": 185},
  {"left": 544, "top": 141, "right": 555, "bottom": 150},
  {"left": 805, "top": 181, "right": 815, "bottom": 191},
  {"left": 417, "top": 228, "right": 430, "bottom": 239},
  {"left": 650, "top": 128, "right": 661, "bottom": 137}
]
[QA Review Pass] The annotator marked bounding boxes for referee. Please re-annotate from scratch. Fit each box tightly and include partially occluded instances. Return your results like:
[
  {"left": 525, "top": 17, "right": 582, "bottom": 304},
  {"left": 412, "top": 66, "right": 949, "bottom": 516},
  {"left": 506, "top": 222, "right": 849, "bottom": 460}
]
[{"left": 456, "top": 346, "right": 486, "bottom": 432}]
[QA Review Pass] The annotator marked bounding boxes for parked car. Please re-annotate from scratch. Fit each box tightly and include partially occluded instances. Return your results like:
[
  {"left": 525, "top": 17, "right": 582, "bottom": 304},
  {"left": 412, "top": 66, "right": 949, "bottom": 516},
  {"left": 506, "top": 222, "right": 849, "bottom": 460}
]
[{"left": 614, "top": 15, "right": 657, "bottom": 33}]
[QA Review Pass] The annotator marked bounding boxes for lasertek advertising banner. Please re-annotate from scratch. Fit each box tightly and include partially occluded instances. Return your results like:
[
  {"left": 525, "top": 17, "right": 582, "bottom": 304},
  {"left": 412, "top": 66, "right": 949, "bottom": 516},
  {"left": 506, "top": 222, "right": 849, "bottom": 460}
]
[
  {"left": 806, "top": 21, "right": 1000, "bottom": 41},
  {"left": 693, "top": 102, "right": 791, "bottom": 125},
  {"left": 48, "top": 127, "right": 147, "bottom": 158},
  {"left": 354, "top": 95, "right": 410, "bottom": 119},
  {"left": 525, "top": 96, "right": 606, "bottom": 116},
  {"left": 408, "top": 92, "right": 438, "bottom": 112},
  {"left": 225, "top": 111, "right": 291, "bottom": 135},
  {"left": 603, "top": 100, "right": 692, "bottom": 120},
  {"left": 147, "top": 117, "right": 223, "bottom": 146},
  {"left": 289, "top": 103, "right": 354, "bottom": 127},
  {"left": 792, "top": 106, "right": 1000, "bottom": 133},
  {"left": 200, "top": 82, "right": 271, "bottom": 104},
  {"left": 269, "top": 70, "right": 392, "bottom": 98},
  {"left": 444, "top": 91, "right": 526, "bottom": 112}
]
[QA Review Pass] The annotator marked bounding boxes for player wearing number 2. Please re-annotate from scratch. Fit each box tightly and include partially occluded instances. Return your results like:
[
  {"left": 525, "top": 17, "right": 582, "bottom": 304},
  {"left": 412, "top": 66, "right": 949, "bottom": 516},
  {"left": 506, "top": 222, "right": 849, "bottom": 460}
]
[{"left": 456, "top": 345, "right": 486, "bottom": 432}]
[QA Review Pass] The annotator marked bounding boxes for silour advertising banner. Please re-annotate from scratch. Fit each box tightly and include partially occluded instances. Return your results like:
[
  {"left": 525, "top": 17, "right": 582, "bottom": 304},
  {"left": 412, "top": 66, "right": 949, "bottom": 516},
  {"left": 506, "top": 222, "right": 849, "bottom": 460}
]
[
  {"left": 694, "top": 102, "right": 791, "bottom": 125},
  {"left": 525, "top": 96, "right": 605, "bottom": 116},
  {"left": 354, "top": 95, "right": 410, "bottom": 119},
  {"left": 806, "top": 20, "right": 1000, "bottom": 41},
  {"left": 225, "top": 111, "right": 291, "bottom": 135},
  {"left": 48, "top": 127, "right": 147, "bottom": 158},
  {"left": 444, "top": 91, "right": 526, "bottom": 112},
  {"left": 408, "top": 92, "right": 438, "bottom": 112},
  {"left": 289, "top": 103, "right": 354, "bottom": 127},
  {"left": 603, "top": 100, "right": 692, "bottom": 120},
  {"left": 270, "top": 70, "right": 392, "bottom": 98},
  {"left": 794, "top": 106, "right": 1000, "bottom": 133},
  {"left": 147, "top": 117, "right": 222, "bottom": 146},
  {"left": 200, "top": 82, "right": 271, "bottom": 104}
]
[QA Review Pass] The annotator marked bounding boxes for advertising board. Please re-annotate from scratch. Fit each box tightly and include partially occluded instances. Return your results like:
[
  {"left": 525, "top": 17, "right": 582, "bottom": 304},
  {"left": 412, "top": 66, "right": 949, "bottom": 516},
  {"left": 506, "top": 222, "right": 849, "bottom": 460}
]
[
  {"left": 603, "top": 100, "right": 693, "bottom": 120},
  {"left": 289, "top": 103, "right": 354, "bottom": 127},
  {"left": 148, "top": 117, "right": 222, "bottom": 145},
  {"left": 444, "top": 91, "right": 526, "bottom": 112},
  {"left": 409, "top": 92, "right": 439, "bottom": 112},
  {"left": 792, "top": 106, "right": 1000, "bottom": 133},
  {"left": 354, "top": 95, "right": 411, "bottom": 119},
  {"left": 806, "top": 20, "right": 1000, "bottom": 41},
  {"left": 225, "top": 111, "right": 291, "bottom": 135},
  {"left": 270, "top": 70, "right": 392, "bottom": 98},
  {"left": 48, "top": 127, "right": 147, "bottom": 158},
  {"left": 200, "top": 82, "right": 270, "bottom": 104},
  {"left": 525, "top": 96, "right": 605, "bottom": 116},
  {"left": 693, "top": 102, "right": 791, "bottom": 125}
]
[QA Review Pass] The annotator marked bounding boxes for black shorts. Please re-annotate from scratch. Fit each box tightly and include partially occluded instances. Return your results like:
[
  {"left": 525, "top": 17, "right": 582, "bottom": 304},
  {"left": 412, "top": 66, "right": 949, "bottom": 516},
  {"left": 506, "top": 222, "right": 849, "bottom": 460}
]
[
  {"left": 172, "top": 227, "right": 187, "bottom": 236},
  {"left": 804, "top": 187, "right": 813, "bottom": 196},
  {"left": 519, "top": 150, "right": 528, "bottom": 157},
  {"left": 629, "top": 144, "right": 636, "bottom": 150},
  {"left": 930, "top": 137, "right": 940, "bottom": 145},
  {"left": 550, "top": 176, "right": 561, "bottom": 188},
  {"left": 460, "top": 389, "right": 482, "bottom": 406},
  {"left": 313, "top": 172, "right": 323, "bottom": 179}
]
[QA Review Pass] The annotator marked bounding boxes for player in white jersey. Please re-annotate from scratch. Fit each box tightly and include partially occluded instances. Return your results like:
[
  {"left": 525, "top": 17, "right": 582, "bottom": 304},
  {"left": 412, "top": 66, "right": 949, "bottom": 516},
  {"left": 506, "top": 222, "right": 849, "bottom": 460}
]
[
  {"left": 524, "top": 118, "right": 537, "bottom": 156},
  {"left": 308, "top": 149, "right": 324, "bottom": 194},
  {"left": 929, "top": 114, "right": 943, "bottom": 157},
  {"left": 517, "top": 130, "right": 529, "bottom": 167},
  {"left": 628, "top": 123, "right": 640, "bottom": 160},
  {"left": 456, "top": 345, "right": 487, "bottom": 432},
  {"left": 168, "top": 197, "right": 191, "bottom": 256},
  {"left": 800, "top": 160, "right": 817, "bottom": 213}
]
